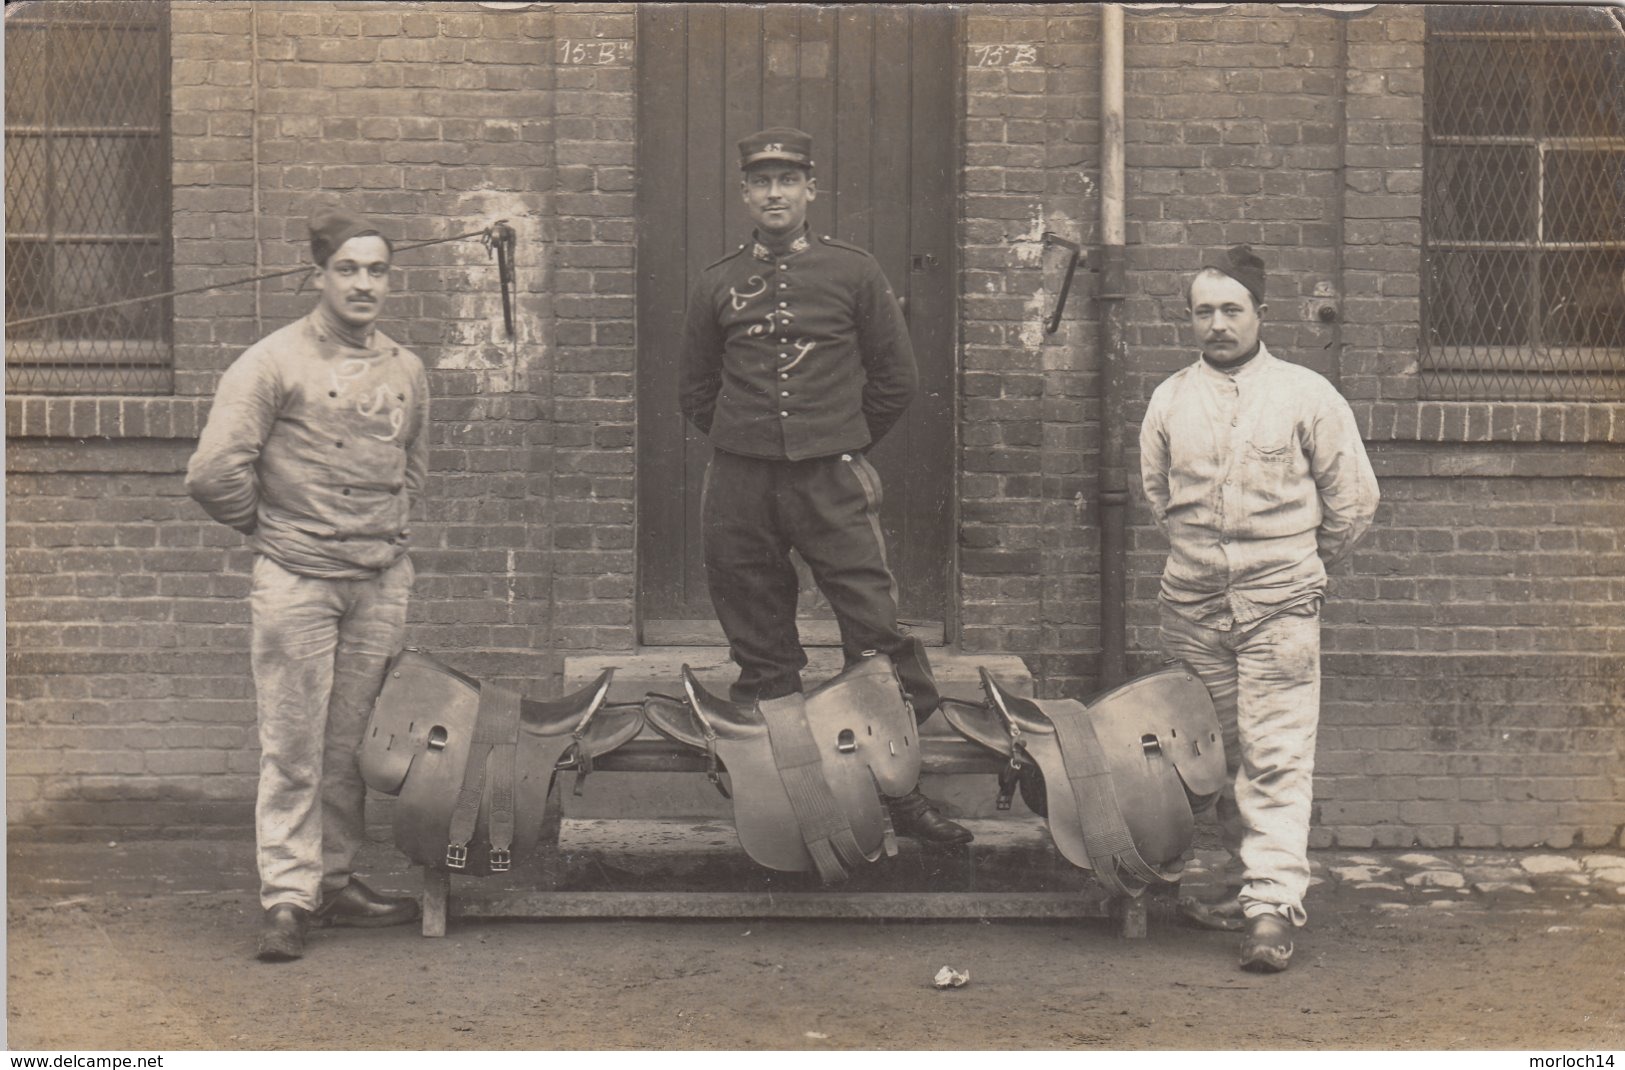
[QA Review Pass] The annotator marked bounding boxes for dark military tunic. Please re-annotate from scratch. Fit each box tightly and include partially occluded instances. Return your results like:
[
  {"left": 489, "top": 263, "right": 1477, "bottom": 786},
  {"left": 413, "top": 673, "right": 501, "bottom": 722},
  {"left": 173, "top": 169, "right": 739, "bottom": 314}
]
[
  {"left": 675, "top": 225, "right": 938, "bottom": 714},
  {"left": 679, "top": 228, "right": 917, "bottom": 462}
]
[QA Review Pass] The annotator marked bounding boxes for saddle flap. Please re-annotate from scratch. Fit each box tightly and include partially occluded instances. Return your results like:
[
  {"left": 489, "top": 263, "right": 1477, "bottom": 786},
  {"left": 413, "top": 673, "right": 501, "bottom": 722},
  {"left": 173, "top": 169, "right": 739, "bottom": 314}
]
[
  {"left": 360, "top": 649, "right": 475, "bottom": 795},
  {"left": 804, "top": 653, "right": 920, "bottom": 798},
  {"left": 756, "top": 692, "right": 886, "bottom": 881},
  {"left": 1087, "top": 667, "right": 1226, "bottom": 804},
  {"left": 1013, "top": 700, "right": 1094, "bottom": 870},
  {"left": 378, "top": 649, "right": 589, "bottom": 875}
]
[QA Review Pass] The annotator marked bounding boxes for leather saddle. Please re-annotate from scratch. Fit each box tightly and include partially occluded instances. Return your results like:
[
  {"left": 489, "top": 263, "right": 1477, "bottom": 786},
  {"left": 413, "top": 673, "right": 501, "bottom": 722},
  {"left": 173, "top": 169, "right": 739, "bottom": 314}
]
[
  {"left": 359, "top": 648, "right": 644, "bottom": 875},
  {"left": 942, "top": 664, "right": 1226, "bottom": 896},
  {"left": 642, "top": 652, "right": 920, "bottom": 883}
]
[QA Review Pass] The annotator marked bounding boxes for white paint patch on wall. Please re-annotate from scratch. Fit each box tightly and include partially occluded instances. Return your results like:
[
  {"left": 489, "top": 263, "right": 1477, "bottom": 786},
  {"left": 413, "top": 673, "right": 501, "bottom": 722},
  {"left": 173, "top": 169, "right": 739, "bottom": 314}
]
[
  {"left": 1019, "top": 290, "right": 1048, "bottom": 349},
  {"left": 1011, "top": 206, "right": 1049, "bottom": 266},
  {"left": 1012, "top": 207, "right": 1080, "bottom": 350},
  {"left": 432, "top": 187, "right": 545, "bottom": 394}
]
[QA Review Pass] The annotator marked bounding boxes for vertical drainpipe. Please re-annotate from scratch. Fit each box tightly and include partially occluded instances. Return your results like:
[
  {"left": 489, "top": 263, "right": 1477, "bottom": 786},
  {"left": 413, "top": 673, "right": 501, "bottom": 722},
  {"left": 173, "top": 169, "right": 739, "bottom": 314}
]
[{"left": 1098, "top": 3, "right": 1129, "bottom": 689}]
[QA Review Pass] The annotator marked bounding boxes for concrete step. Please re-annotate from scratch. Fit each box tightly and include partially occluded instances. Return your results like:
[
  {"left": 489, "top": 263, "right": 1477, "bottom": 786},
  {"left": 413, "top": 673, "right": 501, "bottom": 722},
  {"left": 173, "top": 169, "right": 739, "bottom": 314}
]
[{"left": 561, "top": 647, "right": 1035, "bottom": 819}]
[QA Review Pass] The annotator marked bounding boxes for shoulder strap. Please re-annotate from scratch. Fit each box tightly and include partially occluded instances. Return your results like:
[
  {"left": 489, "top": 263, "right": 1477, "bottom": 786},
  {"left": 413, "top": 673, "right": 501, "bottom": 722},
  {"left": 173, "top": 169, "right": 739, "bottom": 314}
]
[
  {"left": 816, "top": 233, "right": 872, "bottom": 258},
  {"left": 703, "top": 244, "right": 749, "bottom": 271}
]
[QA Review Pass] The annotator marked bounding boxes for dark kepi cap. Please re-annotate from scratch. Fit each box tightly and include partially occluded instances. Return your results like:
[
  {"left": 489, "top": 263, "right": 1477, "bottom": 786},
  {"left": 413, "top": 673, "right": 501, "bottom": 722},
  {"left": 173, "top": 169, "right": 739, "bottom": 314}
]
[
  {"left": 1202, "top": 244, "right": 1266, "bottom": 305},
  {"left": 738, "top": 127, "right": 814, "bottom": 171},
  {"left": 308, "top": 206, "right": 389, "bottom": 266}
]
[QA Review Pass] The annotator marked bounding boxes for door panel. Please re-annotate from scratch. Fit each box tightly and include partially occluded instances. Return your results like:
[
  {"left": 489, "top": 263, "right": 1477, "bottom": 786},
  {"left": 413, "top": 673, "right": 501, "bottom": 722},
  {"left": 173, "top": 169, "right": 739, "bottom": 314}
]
[{"left": 636, "top": 5, "right": 957, "bottom": 640}]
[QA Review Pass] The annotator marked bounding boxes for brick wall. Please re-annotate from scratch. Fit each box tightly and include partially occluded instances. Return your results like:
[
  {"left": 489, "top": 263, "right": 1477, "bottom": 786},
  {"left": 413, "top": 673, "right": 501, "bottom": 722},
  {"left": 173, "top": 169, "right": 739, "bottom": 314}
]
[
  {"left": 1308, "top": 458, "right": 1625, "bottom": 849},
  {"left": 5, "top": 0, "right": 640, "bottom": 838},
  {"left": 959, "top": 3, "right": 1623, "bottom": 849},
  {"left": 6, "top": 2, "right": 1621, "bottom": 847},
  {"left": 960, "top": 7, "right": 1101, "bottom": 694},
  {"left": 549, "top": 6, "right": 638, "bottom": 655}
]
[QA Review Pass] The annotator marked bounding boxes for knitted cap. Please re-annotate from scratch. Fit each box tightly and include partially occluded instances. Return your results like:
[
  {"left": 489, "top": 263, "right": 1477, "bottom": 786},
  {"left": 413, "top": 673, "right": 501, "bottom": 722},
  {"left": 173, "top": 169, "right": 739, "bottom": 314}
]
[
  {"left": 1201, "top": 244, "right": 1266, "bottom": 305},
  {"left": 308, "top": 206, "right": 389, "bottom": 266}
]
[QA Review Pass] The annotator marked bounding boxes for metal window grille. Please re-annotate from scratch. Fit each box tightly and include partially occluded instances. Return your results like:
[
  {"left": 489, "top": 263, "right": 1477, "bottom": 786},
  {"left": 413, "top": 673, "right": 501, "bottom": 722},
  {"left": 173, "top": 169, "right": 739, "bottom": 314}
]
[
  {"left": 1421, "top": 5, "right": 1625, "bottom": 401},
  {"left": 5, "top": 0, "right": 173, "bottom": 395}
]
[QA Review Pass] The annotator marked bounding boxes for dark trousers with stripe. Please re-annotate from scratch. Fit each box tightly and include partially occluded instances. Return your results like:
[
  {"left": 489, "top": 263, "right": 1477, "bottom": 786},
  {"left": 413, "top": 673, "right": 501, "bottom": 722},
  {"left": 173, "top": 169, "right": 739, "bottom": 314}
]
[{"left": 701, "top": 448, "right": 940, "bottom": 720}]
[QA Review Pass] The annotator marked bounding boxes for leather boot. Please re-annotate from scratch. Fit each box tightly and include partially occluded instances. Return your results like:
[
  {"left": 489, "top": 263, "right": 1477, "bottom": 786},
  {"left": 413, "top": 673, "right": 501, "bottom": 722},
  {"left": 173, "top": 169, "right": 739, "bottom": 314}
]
[
  {"left": 256, "top": 903, "right": 310, "bottom": 962},
  {"left": 886, "top": 788, "right": 974, "bottom": 845},
  {"left": 315, "top": 878, "right": 421, "bottom": 929},
  {"left": 1239, "top": 912, "right": 1295, "bottom": 973}
]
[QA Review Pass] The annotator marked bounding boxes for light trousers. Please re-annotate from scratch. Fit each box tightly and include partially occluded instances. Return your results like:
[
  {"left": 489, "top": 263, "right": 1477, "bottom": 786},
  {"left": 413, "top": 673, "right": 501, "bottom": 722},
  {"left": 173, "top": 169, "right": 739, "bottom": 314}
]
[
  {"left": 249, "top": 554, "right": 413, "bottom": 910},
  {"left": 1159, "top": 601, "right": 1321, "bottom": 925}
]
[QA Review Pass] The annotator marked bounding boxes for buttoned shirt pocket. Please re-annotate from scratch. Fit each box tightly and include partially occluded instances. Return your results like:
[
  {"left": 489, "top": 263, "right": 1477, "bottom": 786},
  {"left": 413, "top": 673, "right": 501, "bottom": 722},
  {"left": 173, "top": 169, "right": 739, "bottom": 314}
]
[
  {"left": 1241, "top": 421, "right": 1309, "bottom": 532},
  {"left": 1249, "top": 438, "right": 1296, "bottom": 466}
]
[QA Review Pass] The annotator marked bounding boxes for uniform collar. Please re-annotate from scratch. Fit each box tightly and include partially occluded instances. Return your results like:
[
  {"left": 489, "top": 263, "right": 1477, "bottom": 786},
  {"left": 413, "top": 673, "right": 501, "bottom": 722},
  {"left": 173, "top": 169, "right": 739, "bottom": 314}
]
[
  {"left": 310, "top": 302, "right": 378, "bottom": 350},
  {"left": 1196, "top": 341, "right": 1276, "bottom": 381},
  {"left": 752, "top": 225, "right": 811, "bottom": 261},
  {"left": 304, "top": 311, "right": 395, "bottom": 356}
]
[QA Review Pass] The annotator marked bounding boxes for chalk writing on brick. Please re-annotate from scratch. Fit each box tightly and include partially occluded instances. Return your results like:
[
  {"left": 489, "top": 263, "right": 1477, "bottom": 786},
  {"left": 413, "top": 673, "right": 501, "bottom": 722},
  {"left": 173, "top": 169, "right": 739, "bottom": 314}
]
[
  {"left": 969, "top": 44, "right": 1041, "bottom": 68},
  {"left": 558, "top": 39, "right": 633, "bottom": 66}
]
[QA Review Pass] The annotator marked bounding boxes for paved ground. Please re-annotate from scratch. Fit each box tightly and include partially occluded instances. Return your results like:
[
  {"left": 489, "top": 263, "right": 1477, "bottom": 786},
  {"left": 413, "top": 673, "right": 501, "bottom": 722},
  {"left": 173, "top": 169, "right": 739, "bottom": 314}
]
[{"left": 7, "top": 822, "right": 1625, "bottom": 1051}]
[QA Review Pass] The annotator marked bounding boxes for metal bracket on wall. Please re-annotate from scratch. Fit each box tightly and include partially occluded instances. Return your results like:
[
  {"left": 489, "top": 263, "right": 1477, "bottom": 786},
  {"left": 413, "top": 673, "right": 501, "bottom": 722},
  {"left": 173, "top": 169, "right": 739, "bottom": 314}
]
[
  {"left": 484, "top": 221, "right": 519, "bottom": 339},
  {"left": 1041, "top": 231, "right": 1084, "bottom": 334}
]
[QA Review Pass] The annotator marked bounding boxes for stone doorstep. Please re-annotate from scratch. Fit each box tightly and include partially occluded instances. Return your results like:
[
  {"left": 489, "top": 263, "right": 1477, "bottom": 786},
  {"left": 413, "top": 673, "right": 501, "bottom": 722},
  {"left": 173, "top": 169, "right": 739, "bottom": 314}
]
[
  {"left": 562, "top": 647, "right": 1035, "bottom": 820},
  {"left": 563, "top": 646, "right": 1036, "bottom": 735}
]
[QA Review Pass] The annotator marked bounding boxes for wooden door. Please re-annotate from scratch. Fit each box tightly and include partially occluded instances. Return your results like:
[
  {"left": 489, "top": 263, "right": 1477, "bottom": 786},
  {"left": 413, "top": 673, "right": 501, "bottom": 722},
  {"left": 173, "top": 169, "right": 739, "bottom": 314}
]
[{"left": 636, "top": 4, "right": 958, "bottom": 645}]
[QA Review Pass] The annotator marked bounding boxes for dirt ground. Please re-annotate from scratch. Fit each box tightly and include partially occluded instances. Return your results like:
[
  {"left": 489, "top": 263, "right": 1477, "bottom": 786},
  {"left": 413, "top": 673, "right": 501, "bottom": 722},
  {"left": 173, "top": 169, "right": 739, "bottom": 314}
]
[{"left": 7, "top": 837, "right": 1624, "bottom": 1051}]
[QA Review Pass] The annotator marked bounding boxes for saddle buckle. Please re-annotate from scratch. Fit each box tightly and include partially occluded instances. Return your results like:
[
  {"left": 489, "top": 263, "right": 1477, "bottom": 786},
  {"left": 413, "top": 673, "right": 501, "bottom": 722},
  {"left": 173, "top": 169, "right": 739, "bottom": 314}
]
[
  {"left": 488, "top": 848, "right": 511, "bottom": 873},
  {"left": 445, "top": 843, "right": 469, "bottom": 870}
]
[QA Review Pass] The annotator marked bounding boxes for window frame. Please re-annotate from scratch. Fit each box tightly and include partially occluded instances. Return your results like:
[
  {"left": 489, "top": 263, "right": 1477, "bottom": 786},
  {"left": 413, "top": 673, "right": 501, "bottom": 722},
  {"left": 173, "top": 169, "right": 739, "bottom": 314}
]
[
  {"left": 1420, "top": 7, "right": 1625, "bottom": 401},
  {"left": 4, "top": 0, "right": 175, "bottom": 396}
]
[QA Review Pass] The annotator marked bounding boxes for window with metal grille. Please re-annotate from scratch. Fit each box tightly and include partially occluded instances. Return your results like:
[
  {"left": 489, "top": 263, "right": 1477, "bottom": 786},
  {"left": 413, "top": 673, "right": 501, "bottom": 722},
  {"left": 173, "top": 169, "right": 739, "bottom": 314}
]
[
  {"left": 1422, "top": 5, "right": 1625, "bottom": 401},
  {"left": 5, "top": 0, "right": 173, "bottom": 395}
]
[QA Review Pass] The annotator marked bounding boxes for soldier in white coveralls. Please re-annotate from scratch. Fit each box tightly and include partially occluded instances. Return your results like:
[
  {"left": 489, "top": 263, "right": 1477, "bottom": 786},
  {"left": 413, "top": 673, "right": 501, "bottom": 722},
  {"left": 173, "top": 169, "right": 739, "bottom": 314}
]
[
  {"left": 187, "top": 208, "right": 428, "bottom": 961},
  {"left": 1140, "top": 245, "right": 1379, "bottom": 973}
]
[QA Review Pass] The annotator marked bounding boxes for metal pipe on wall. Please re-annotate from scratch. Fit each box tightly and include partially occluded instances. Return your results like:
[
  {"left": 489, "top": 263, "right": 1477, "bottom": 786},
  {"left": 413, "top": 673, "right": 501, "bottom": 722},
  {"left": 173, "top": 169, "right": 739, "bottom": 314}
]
[{"left": 1097, "top": 3, "right": 1129, "bottom": 689}]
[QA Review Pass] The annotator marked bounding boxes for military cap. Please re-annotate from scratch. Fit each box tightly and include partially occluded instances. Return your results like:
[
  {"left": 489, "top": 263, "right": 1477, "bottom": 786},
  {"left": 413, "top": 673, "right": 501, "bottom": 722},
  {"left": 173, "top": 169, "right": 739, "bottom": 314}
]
[
  {"left": 308, "top": 206, "right": 391, "bottom": 266},
  {"left": 1202, "top": 244, "right": 1266, "bottom": 305},
  {"left": 738, "top": 127, "right": 814, "bottom": 171}
]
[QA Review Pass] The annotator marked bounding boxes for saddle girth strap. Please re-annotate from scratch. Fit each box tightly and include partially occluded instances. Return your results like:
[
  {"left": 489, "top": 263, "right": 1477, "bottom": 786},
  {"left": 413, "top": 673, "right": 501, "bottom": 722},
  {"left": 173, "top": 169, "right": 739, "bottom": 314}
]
[
  {"left": 1049, "top": 710, "right": 1167, "bottom": 897},
  {"left": 445, "top": 683, "right": 522, "bottom": 871},
  {"left": 758, "top": 694, "right": 868, "bottom": 883}
]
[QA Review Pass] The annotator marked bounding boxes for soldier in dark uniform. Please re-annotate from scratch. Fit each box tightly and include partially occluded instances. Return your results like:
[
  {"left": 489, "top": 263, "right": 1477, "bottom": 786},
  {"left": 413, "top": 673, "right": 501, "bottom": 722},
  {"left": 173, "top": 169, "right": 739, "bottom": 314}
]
[{"left": 679, "top": 127, "right": 971, "bottom": 845}]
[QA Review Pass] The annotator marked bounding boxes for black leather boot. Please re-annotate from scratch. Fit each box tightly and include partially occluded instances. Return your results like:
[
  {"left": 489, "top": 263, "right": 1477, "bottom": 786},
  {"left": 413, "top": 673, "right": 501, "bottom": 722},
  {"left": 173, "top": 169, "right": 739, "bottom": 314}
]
[
  {"left": 886, "top": 787, "right": 974, "bottom": 845},
  {"left": 1239, "top": 913, "right": 1294, "bottom": 973},
  {"left": 315, "top": 878, "right": 420, "bottom": 929},
  {"left": 256, "top": 903, "right": 310, "bottom": 962}
]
